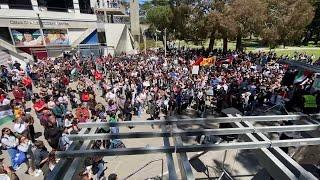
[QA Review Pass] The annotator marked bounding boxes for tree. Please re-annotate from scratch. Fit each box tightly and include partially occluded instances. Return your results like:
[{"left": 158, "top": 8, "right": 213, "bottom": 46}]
[
  {"left": 304, "top": 0, "right": 319, "bottom": 44},
  {"left": 146, "top": 6, "right": 173, "bottom": 46},
  {"left": 225, "top": 0, "right": 267, "bottom": 51},
  {"left": 261, "top": 0, "right": 314, "bottom": 48},
  {"left": 183, "top": 6, "right": 209, "bottom": 44},
  {"left": 171, "top": 4, "right": 191, "bottom": 41},
  {"left": 207, "top": 1, "right": 230, "bottom": 52},
  {"left": 146, "top": 6, "right": 173, "bottom": 32}
]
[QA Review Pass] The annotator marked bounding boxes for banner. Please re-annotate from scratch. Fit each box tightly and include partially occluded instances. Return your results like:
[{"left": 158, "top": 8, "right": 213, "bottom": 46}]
[
  {"left": 192, "top": 57, "right": 203, "bottom": 66},
  {"left": 43, "top": 29, "right": 70, "bottom": 45},
  {"left": 11, "top": 29, "right": 43, "bottom": 46},
  {"left": 200, "top": 57, "right": 216, "bottom": 66}
]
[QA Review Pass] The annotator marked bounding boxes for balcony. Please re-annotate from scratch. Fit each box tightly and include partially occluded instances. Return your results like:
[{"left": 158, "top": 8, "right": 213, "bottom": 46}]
[{"left": 93, "top": 1, "right": 125, "bottom": 15}]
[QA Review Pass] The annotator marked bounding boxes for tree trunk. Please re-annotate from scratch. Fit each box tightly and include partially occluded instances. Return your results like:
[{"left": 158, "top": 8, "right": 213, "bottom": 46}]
[
  {"left": 236, "top": 35, "right": 242, "bottom": 51},
  {"left": 315, "top": 32, "right": 320, "bottom": 45},
  {"left": 223, "top": 37, "right": 228, "bottom": 53},
  {"left": 208, "top": 33, "right": 215, "bottom": 52}
]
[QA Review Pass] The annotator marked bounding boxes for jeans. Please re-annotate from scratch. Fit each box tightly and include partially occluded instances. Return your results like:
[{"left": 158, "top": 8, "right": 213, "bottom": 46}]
[
  {"left": 25, "top": 88, "right": 33, "bottom": 100},
  {"left": 96, "top": 161, "right": 104, "bottom": 179},
  {"left": 56, "top": 118, "right": 64, "bottom": 128},
  {"left": 7, "top": 148, "right": 18, "bottom": 169}
]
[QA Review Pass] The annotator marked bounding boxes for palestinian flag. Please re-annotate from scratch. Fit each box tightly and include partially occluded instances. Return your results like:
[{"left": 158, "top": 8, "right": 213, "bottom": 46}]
[
  {"left": 216, "top": 58, "right": 233, "bottom": 65},
  {"left": 294, "top": 70, "right": 312, "bottom": 84},
  {"left": 0, "top": 103, "right": 13, "bottom": 126}
]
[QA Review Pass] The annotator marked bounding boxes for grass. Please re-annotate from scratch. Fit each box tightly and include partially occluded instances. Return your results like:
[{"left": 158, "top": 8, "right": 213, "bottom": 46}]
[
  {"left": 143, "top": 38, "right": 320, "bottom": 60},
  {"left": 273, "top": 49, "right": 320, "bottom": 60},
  {"left": 181, "top": 39, "right": 320, "bottom": 60}
]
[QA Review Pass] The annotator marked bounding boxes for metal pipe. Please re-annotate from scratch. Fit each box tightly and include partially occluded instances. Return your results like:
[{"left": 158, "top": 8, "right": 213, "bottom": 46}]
[
  {"left": 67, "top": 124, "right": 319, "bottom": 141},
  {"left": 77, "top": 114, "right": 320, "bottom": 128},
  {"left": 56, "top": 138, "right": 320, "bottom": 158}
]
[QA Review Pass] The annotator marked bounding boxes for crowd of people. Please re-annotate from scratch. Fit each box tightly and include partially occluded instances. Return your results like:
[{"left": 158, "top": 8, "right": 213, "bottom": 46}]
[{"left": 0, "top": 48, "right": 319, "bottom": 179}]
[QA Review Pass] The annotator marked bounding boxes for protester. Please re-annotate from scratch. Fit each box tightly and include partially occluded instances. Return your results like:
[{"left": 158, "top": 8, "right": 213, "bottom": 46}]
[
  {"left": 1, "top": 128, "right": 19, "bottom": 170},
  {"left": 0, "top": 47, "right": 319, "bottom": 179},
  {"left": 33, "top": 141, "right": 49, "bottom": 176}
]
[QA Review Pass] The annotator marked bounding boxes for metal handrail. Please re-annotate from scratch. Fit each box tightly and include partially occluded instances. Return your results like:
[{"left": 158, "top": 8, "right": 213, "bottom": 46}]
[{"left": 123, "top": 159, "right": 164, "bottom": 180}]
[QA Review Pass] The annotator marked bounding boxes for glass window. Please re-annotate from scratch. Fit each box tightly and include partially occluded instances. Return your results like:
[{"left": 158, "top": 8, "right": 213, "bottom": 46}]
[
  {"left": 37, "top": 0, "right": 73, "bottom": 12},
  {"left": 8, "top": 0, "right": 32, "bottom": 10}
]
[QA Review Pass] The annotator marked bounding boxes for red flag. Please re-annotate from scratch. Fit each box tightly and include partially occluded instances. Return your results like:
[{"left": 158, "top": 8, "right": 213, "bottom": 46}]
[{"left": 192, "top": 57, "right": 204, "bottom": 66}]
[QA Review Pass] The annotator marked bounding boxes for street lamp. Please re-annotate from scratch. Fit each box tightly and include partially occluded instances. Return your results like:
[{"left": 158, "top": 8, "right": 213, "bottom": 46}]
[
  {"left": 143, "top": 29, "right": 147, "bottom": 54},
  {"left": 164, "top": 28, "right": 167, "bottom": 57}
]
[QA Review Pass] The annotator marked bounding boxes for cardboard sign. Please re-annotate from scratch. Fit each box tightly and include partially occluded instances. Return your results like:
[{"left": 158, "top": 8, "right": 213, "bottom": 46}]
[{"left": 192, "top": 66, "right": 199, "bottom": 75}]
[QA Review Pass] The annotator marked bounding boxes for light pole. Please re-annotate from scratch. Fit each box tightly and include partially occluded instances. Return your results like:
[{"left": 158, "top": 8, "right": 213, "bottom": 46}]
[
  {"left": 36, "top": 13, "right": 45, "bottom": 45},
  {"left": 143, "top": 30, "right": 147, "bottom": 54},
  {"left": 164, "top": 28, "right": 167, "bottom": 57},
  {"left": 155, "top": 33, "right": 157, "bottom": 49},
  {"left": 155, "top": 29, "right": 160, "bottom": 49}
]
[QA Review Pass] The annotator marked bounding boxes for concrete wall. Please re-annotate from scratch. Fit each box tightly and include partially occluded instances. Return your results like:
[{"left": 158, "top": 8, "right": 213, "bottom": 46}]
[
  {"left": 0, "top": 9, "right": 97, "bottom": 29},
  {"left": 68, "top": 28, "right": 87, "bottom": 44},
  {"left": 104, "top": 23, "right": 133, "bottom": 55}
]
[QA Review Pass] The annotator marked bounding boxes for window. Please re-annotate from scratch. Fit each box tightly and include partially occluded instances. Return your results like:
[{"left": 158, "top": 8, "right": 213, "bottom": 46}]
[
  {"left": 79, "top": 0, "right": 93, "bottom": 14},
  {"left": 8, "top": 0, "right": 32, "bottom": 10},
  {"left": 0, "top": 28, "right": 13, "bottom": 44},
  {"left": 37, "top": 0, "right": 73, "bottom": 12}
]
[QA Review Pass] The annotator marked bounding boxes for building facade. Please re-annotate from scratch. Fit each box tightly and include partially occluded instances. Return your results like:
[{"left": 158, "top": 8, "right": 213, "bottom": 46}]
[{"left": 0, "top": 0, "right": 133, "bottom": 65}]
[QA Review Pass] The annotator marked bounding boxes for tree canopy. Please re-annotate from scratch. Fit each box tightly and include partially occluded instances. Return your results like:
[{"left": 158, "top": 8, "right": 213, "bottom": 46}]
[{"left": 143, "top": 0, "right": 317, "bottom": 50}]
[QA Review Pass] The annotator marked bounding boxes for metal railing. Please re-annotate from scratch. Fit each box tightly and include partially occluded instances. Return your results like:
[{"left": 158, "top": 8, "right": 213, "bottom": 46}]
[
  {"left": 94, "top": 1, "right": 121, "bottom": 9},
  {"left": 53, "top": 113, "right": 320, "bottom": 180}
]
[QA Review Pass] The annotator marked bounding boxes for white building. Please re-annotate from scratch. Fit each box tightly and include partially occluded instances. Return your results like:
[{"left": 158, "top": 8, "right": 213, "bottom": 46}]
[{"left": 0, "top": 0, "right": 134, "bottom": 66}]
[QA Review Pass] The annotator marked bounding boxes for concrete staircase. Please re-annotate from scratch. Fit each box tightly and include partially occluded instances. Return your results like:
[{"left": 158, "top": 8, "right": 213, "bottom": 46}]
[
  {"left": 71, "top": 27, "right": 96, "bottom": 47},
  {"left": 0, "top": 49, "right": 11, "bottom": 66},
  {"left": 0, "top": 39, "right": 32, "bottom": 63}
]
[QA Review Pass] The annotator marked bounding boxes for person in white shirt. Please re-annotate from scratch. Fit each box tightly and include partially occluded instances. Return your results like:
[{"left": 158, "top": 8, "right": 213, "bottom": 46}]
[
  {"left": 17, "top": 136, "right": 38, "bottom": 176},
  {"left": 106, "top": 90, "right": 116, "bottom": 101},
  {"left": 13, "top": 118, "right": 26, "bottom": 135},
  {"left": 1, "top": 128, "right": 19, "bottom": 169}
]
